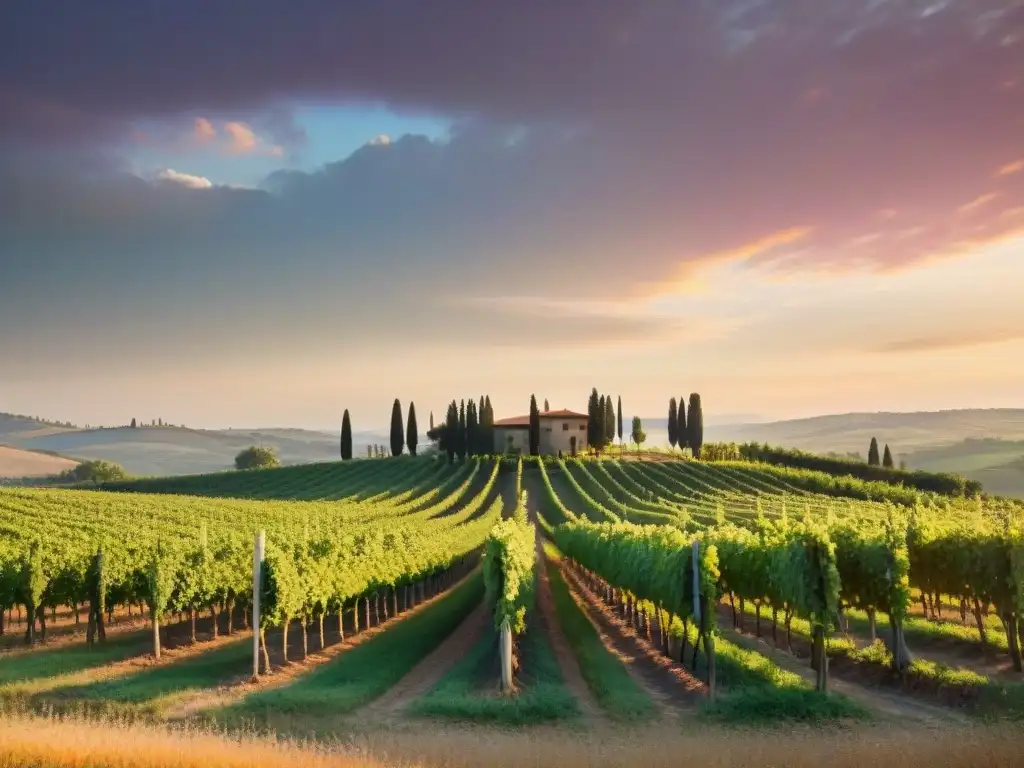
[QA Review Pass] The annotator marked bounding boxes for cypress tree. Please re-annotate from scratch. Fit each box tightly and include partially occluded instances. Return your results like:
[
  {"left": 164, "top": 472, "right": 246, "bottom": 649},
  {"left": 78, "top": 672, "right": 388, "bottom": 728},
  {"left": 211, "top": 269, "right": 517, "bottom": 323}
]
[
  {"left": 544, "top": 398, "right": 550, "bottom": 412},
  {"left": 604, "top": 396, "right": 615, "bottom": 445},
  {"left": 457, "top": 400, "right": 467, "bottom": 460},
  {"left": 340, "top": 409, "right": 353, "bottom": 460},
  {"left": 429, "top": 411, "right": 434, "bottom": 431},
  {"left": 667, "top": 398, "right": 678, "bottom": 449},
  {"left": 596, "top": 395, "right": 607, "bottom": 452},
  {"left": 529, "top": 395, "right": 541, "bottom": 456},
  {"left": 406, "top": 402, "right": 419, "bottom": 456},
  {"left": 868, "top": 437, "right": 880, "bottom": 466},
  {"left": 443, "top": 401, "right": 458, "bottom": 462},
  {"left": 390, "top": 399, "right": 404, "bottom": 457},
  {"left": 687, "top": 393, "right": 704, "bottom": 459},
  {"left": 483, "top": 395, "right": 494, "bottom": 454},
  {"left": 587, "top": 388, "right": 600, "bottom": 449},
  {"left": 677, "top": 397, "right": 688, "bottom": 452},
  {"left": 130, "top": 417, "right": 137, "bottom": 429},
  {"left": 467, "top": 399, "right": 478, "bottom": 457},
  {"left": 617, "top": 396, "right": 623, "bottom": 443},
  {"left": 883, "top": 444, "right": 894, "bottom": 469}
]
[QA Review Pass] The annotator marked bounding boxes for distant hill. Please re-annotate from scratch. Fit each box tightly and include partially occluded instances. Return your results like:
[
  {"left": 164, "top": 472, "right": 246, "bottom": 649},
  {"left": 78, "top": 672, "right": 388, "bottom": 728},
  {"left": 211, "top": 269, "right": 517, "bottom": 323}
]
[{"left": 0, "top": 413, "right": 390, "bottom": 477}]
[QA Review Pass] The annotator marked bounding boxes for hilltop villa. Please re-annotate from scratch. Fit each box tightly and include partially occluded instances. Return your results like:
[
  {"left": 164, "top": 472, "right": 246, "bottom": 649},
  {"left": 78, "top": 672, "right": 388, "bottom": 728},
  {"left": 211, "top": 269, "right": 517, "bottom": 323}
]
[{"left": 492, "top": 409, "right": 588, "bottom": 456}]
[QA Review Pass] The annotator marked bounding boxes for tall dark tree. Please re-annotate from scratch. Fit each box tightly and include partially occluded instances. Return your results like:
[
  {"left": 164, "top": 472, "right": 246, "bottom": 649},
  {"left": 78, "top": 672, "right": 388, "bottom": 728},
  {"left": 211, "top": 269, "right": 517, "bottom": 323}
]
[
  {"left": 466, "top": 399, "right": 478, "bottom": 457},
  {"left": 882, "top": 443, "right": 894, "bottom": 469},
  {"left": 483, "top": 395, "right": 495, "bottom": 455},
  {"left": 442, "top": 401, "right": 458, "bottom": 462},
  {"left": 544, "top": 398, "right": 550, "bottom": 412},
  {"left": 687, "top": 393, "right": 704, "bottom": 459},
  {"left": 406, "top": 402, "right": 419, "bottom": 456},
  {"left": 604, "top": 396, "right": 615, "bottom": 445},
  {"left": 340, "top": 409, "right": 353, "bottom": 460},
  {"left": 457, "top": 400, "right": 467, "bottom": 460},
  {"left": 596, "top": 395, "right": 607, "bottom": 452},
  {"left": 667, "top": 398, "right": 678, "bottom": 449},
  {"left": 390, "top": 399, "right": 404, "bottom": 457},
  {"left": 677, "top": 397, "right": 688, "bottom": 451},
  {"left": 587, "top": 388, "right": 600, "bottom": 449},
  {"left": 429, "top": 411, "right": 434, "bottom": 431},
  {"left": 868, "top": 437, "right": 881, "bottom": 466},
  {"left": 529, "top": 395, "right": 541, "bottom": 456},
  {"left": 617, "top": 396, "right": 623, "bottom": 443},
  {"left": 130, "top": 417, "right": 137, "bottom": 429}
]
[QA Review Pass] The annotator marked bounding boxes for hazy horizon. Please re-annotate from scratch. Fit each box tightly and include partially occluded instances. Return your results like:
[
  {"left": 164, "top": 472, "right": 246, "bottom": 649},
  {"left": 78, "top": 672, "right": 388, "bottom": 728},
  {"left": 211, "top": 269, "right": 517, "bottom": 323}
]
[{"left": 3, "top": 2, "right": 1023, "bottom": 427}]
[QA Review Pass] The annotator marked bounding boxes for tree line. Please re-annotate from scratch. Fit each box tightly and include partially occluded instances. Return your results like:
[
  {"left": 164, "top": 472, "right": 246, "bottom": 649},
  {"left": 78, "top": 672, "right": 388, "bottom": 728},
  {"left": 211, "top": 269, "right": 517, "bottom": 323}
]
[
  {"left": 667, "top": 393, "right": 704, "bottom": 458},
  {"left": 427, "top": 396, "right": 496, "bottom": 462}
]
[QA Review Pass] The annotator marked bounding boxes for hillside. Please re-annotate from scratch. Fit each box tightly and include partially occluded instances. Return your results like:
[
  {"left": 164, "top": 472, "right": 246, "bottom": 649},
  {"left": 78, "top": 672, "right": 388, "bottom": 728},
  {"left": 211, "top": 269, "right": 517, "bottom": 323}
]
[
  {"left": 0, "top": 413, "right": 388, "bottom": 477},
  {"left": 0, "top": 445, "right": 78, "bottom": 479}
]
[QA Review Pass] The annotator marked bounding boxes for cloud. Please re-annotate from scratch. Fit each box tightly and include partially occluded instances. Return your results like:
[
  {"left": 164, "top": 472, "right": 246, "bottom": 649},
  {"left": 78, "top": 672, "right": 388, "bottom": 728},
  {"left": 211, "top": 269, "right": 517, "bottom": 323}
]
[
  {"left": 368, "top": 134, "right": 391, "bottom": 146},
  {"left": 223, "top": 121, "right": 281, "bottom": 155},
  {"left": 872, "top": 328, "right": 1024, "bottom": 354},
  {"left": 996, "top": 158, "right": 1024, "bottom": 177},
  {"left": 957, "top": 192, "right": 998, "bottom": 214},
  {"left": 153, "top": 167, "right": 213, "bottom": 189},
  {"left": 192, "top": 117, "right": 216, "bottom": 145}
]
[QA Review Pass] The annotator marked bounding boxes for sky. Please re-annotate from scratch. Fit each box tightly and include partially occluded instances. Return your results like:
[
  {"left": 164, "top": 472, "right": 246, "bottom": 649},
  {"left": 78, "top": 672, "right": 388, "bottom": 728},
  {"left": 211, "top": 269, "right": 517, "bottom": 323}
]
[{"left": 1, "top": 1, "right": 1023, "bottom": 431}]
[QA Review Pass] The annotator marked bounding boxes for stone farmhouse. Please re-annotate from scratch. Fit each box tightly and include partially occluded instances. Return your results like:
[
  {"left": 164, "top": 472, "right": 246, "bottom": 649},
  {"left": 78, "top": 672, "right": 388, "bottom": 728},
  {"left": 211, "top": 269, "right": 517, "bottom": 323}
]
[{"left": 492, "top": 409, "right": 588, "bottom": 456}]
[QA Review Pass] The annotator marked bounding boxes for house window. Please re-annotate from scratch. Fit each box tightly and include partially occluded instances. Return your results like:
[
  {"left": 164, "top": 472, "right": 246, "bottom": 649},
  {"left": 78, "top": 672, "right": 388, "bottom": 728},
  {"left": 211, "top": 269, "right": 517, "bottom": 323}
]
[
  {"left": 562, "top": 423, "right": 569, "bottom": 431},
  {"left": 579, "top": 424, "right": 585, "bottom": 430}
]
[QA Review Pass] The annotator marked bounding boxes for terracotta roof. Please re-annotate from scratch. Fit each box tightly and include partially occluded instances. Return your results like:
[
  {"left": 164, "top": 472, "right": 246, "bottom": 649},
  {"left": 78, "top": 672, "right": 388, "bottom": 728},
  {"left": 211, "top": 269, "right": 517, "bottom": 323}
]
[
  {"left": 493, "top": 409, "right": 588, "bottom": 427},
  {"left": 493, "top": 415, "right": 530, "bottom": 427},
  {"left": 540, "top": 409, "right": 587, "bottom": 419}
]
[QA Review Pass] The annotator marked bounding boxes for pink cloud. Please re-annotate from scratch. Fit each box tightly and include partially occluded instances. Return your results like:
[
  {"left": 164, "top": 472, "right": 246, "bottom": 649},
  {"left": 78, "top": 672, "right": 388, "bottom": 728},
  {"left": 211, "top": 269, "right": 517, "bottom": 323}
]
[{"left": 193, "top": 117, "right": 216, "bottom": 145}]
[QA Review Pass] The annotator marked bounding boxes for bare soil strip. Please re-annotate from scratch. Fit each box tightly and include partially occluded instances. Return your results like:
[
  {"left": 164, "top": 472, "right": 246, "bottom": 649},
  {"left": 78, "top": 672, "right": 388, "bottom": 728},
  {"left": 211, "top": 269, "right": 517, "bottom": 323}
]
[
  {"left": 559, "top": 560, "right": 704, "bottom": 715},
  {"left": 534, "top": 538, "right": 604, "bottom": 724},
  {"left": 718, "top": 626, "right": 970, "bottom": 726},
  {"left": 361, "top": 600, "right": 490, "bottom": 720}
]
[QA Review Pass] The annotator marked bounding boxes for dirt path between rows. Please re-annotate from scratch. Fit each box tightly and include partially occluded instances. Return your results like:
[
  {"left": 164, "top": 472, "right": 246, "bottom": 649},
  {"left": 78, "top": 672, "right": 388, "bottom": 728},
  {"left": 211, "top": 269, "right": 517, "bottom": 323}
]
[
  {"left": 559, "top": 560, "right": 704, "bottom": 719},
  {"left": 534, "top": 538, "right": 604, "bottom": 725},
  {"left": 361, "top": 601, "right": 490, "bottom": 720},
  {"left": 718, "top": 627, "right": 970, "bottom": 726}
]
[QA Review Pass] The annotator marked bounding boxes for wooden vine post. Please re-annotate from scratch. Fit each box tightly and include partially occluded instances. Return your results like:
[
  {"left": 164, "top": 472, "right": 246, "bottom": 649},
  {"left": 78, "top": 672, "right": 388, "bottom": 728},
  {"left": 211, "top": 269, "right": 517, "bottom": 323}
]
[
  {"left": 693, "top": 539, "right": 715, "bottom": 700},
  {"left": 499, "top": 617, "right": 514, "bottom": 693},
  {"left": 252, "top": 529, "right": 265, "bottom": 680}
]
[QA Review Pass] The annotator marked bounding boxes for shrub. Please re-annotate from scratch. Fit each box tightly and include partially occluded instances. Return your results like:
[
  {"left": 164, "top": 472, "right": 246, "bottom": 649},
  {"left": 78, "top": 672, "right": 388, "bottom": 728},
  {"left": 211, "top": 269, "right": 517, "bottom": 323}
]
[{"left": 234, "top": 446, "right": 279, "bottom": 470}]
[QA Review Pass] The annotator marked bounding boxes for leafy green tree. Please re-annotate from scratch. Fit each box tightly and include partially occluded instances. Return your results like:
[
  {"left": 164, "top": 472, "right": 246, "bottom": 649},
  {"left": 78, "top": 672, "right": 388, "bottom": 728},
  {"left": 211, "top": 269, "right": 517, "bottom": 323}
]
[
  {"left": 677, "top": 397, "right": 688, "bottom": 452},
  {"left": 616, "top": 396, "right": 623, "bottom": 444},
  {"left": 882, "top": 443, "right": 894, "bottom": 469},
  {"left": 441, "top": 400, "right": 458, "bottom": 462},
  {"left": 604, "top": 396, "right": 615, "bottom": 445},
  {"left": 667, "top": 398, "right": 678, "bottom": 449},
  {"left": 596, "top": 395, "right": 607, "bottom": 452},
  {"left": 390, "top": 399, "right": 404, "bottom": 457},
  {"left": 406, "top": 402, "right": 418, "bottom": 456},
  {"left": 529, "top": 395, "right": 541, "bottom": 456},
  {"left": 868, "top": 437, "right": 880, "bottom": 466},
  {"left": 62, "top": 459, "right": 128, "bottom": 485},
  {"left": 687, "top": 393, "right": 704, "bottom": 459},
  {"left": 340, "top": 409, "right": 353, "bottom": 460},
  {"left": 235, "top": 446, "right": 279, "bottom": 470},
  {"left": 631, "top": 415, "right": 647, "bottom": 452}
]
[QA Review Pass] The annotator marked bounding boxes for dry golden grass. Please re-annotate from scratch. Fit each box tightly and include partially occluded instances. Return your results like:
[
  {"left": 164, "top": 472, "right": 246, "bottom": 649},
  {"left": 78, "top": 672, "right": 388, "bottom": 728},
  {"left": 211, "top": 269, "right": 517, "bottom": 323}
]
[
  {"left": 4, "top": 712, "right": 1024, "bottom": 768},
  {"left": 0, "top": 713, "right": 384, "bottom": 768}
]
